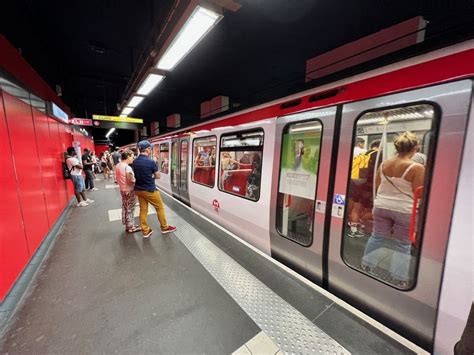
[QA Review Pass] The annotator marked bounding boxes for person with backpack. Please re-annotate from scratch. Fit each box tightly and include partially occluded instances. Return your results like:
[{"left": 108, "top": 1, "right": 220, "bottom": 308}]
[
  {"left": 361, "top": 132, "right": 425, "bottom": 288},
  {"left": 348, "top": 140, "right": 380, "bottom": 237},
  {"left": 66, "top": 147, "right": 94, "bottom": 207}
]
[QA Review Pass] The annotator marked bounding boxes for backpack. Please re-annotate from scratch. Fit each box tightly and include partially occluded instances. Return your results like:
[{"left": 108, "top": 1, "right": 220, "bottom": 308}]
[
  {"left": 62, "top": 158, "right": 73, "bottom": 179},
  {"left": 351, "top": 150, "right": 377, "bottom": 180}
]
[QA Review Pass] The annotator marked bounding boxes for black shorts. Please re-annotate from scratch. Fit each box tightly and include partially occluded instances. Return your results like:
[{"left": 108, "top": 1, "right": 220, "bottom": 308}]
[{"left": 349, "top": 180, "right": 374, "bottom": 208}]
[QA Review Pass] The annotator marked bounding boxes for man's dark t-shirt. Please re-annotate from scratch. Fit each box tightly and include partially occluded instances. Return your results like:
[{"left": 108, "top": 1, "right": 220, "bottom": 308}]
[
  {"left": 82, "top": 152, "right": 93, "bottom": 171},
  {"left": 112, "top": 151, "right": 121, "bottom": 165},
  {"left": 133, "top": 154, "right": 158, "bottom": 192}
]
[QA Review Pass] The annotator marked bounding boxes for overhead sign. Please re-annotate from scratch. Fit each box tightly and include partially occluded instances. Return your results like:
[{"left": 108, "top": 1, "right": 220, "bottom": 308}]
[
  {"left": 92, "top": 120, "right": 140, "bottom": 131},
  {"left": 92, "top": 114, "right": 143, "bottom": 123},
  {"left": 47, "top": 102, "right": 69, "bottom": 124},
  {"left": 70, "top": 118, "right": 93, "bottom": 126}
]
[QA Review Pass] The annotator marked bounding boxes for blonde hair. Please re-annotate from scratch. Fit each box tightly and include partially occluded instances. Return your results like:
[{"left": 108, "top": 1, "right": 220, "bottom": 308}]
[{"left": 394, "top": 131, "right": 418, "bottom": 154}]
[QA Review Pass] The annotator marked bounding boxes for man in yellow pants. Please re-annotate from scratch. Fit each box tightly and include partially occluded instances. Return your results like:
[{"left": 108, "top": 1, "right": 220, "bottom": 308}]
[{"left": 133, "top": 140, "right": 176, "bottom": 238}]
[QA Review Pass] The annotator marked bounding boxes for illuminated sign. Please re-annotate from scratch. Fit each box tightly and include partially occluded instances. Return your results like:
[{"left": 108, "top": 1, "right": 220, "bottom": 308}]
[
  {"left": 92, "top": 115, "right": 143, "bottom": 123},
  {"left": 47, "top": 102, "right": 69, "bottom": 124},
  {"left": 70, "top": 118, "right": 93, "bottom": 126}
]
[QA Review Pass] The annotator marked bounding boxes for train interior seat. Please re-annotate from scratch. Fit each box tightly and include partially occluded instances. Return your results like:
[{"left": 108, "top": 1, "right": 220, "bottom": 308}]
[{"left": 223, "top": 169, "right": 252, "bottom": 196}]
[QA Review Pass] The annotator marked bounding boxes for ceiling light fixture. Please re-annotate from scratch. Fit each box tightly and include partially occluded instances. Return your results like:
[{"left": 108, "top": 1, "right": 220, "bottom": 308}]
[
  {"left": 122, "top": 107, "right": 134, "bottom": 115},
  {"left": 128, "top": 95, "right": 144, "bottom": 108},
  {"left": 137, "top": 73, "right": 165, "bottom": 95},
  {"left": 105, "top": 127, "right": 116, "bottom": 138},
  {"left": 156, "top": 6, "right": 222, "bottom": 71}
]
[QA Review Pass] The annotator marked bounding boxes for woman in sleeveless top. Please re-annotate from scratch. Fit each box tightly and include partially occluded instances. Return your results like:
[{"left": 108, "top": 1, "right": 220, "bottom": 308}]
[{"left": 362, "top": 132, "right": 425, "bottom": 287}]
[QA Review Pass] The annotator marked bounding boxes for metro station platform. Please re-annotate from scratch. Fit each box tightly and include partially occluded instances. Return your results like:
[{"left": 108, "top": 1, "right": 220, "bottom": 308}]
[{"left": 0, "top": 180, "right": 422, "bottom": 354}]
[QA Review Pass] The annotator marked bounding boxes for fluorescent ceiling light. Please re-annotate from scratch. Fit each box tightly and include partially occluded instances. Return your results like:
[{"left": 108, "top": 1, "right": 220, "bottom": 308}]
[
  {"left": 105, "top": 128, "right": 116, "bottom": 138},
  {"left": 156, "top": 6, "right": 221, "bottom": 71},
  {"left": 137, "top": 74, "right": 165, "bottom": 95},
  {"left": 128, "top": 96, "right": 144, "bottom": 108},
  {"left": 122, "top": 107, "right": 134, "bottom": 115},
  {"left": 119, "top": 114, "right": 128, "bottom": 118}
]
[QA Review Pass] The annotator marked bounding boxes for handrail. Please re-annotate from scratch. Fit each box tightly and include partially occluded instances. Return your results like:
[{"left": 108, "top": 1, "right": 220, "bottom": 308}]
[{"left": 409, "top": 186, "right": 424, "bottom": 244}]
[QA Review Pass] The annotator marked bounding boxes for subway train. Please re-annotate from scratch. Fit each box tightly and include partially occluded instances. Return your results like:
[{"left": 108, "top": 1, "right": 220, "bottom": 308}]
[{"left": 123, "top": 41, "right": 473, "bottom": 353}]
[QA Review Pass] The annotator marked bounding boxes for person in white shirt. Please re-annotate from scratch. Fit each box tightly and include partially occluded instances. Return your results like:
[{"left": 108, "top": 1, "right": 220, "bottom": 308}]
[
  {"left": 66, "top": 147, "right": 94, "bottom": 207},
  {"left": 115, "top": 150, "right": 141, "bottom": 233},
  {"left": 353, "top": 137, "right": 367, "bottom": 157}
]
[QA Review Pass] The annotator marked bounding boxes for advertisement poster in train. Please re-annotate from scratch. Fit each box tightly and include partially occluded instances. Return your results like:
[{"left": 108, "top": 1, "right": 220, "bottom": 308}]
[{"left": 278, "top": 130, "right": 320, "bottom": 199}]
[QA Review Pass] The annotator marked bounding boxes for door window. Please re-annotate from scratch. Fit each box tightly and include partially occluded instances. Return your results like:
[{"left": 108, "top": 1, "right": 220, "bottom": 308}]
[
  {"left": 276, "top": 120, "right": 323, "bottom": 246},
  {"left": 159, "top": 143, "right": 169, "bottom": 174},
  {"left": 180, "top": 140, "right": 188, "bottom": 190},
  {"left": 171, "top": 141, "right": 178, "bottom": 188},
  {"left": 342, "top": 103, "right": 437, "bottom": 289}
]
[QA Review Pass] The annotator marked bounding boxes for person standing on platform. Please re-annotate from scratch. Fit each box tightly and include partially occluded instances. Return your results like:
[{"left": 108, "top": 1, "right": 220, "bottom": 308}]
[
  {"left": 111, "top": 147, "right": 121, "bottom": 184},
  {"left": 82, "top": 148, "right": 98, "bottom": 191},
  {"left": 133, "top": 140, "right": 176, "bottom": 238},
  {"left": 66, "top": 147, "right": 94, "bottom": 207},
  {"left": 115, "top": 150, "right": 141, "bottom": 233}
]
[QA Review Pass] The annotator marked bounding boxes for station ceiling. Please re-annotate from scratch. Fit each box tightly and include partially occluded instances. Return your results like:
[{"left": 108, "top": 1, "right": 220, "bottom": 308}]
[{"left": 1, "top": 0, "right": 474, "bottom": 146}]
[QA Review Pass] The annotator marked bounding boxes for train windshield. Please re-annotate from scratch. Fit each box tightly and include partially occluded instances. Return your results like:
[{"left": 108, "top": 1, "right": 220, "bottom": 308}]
[{"left": 342, "top": 103, "right": 437, "bottom": 290}]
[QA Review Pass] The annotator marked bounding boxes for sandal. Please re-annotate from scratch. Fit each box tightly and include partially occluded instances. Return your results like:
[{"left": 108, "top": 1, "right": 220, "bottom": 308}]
[{"left": 126, "top": 226, "right": 142, "bottom": 233}]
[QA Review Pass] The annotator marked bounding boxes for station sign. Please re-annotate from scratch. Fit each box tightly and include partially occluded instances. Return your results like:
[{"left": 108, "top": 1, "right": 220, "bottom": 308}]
[
  {"left": 92, "top": 114, "right": 143, "bottom": 124},
  {"left": 47, "top": 102, "right": 69, "bottom": 124},
  {"left": 92, "top": 120, "right": 140, "bottom": 131},
  {"left": 70, "top": 117, "right": 93, "bottom": 126}
]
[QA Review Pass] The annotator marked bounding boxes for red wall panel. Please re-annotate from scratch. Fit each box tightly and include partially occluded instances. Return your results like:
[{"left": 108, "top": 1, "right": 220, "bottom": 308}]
[
  {"left": 0, "top": 92, "right": 30, "bottom": 302},
  {"left": 3, "top": 92, "right": 49, "bottom": 255},
  {"left": 33, "top": 108, "right": 61, "bottom": 225},
  {"left": 94, "top": 144, "right": 109, "bottom": 156},
  {"left": 49, "top": 119, "right": 69, "bottom": 208}
]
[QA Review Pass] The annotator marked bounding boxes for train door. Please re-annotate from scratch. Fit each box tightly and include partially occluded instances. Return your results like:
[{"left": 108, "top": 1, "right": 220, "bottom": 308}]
[
  {"left": 179, "top": 137, "right": 190, "bottom": 204},
  {"left": 327, "top": 80, "right": 472, "bottom": 350},
  {"left": 170, "top": 138, "right": 179, "bottom": 198},
  {"left": 269, "top": 106, "right": 338, "bottom": 283}
]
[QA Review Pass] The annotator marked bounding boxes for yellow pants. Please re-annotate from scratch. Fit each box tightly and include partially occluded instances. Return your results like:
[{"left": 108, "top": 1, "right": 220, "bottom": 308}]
[{"left": 135, "top": 190, "right": 169, "bottom": 234}]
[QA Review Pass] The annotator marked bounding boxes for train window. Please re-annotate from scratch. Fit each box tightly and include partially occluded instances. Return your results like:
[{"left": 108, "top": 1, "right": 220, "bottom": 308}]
[
  {"left": 152, "top": 144, "right": 160, "bottom": 165},
  {"left": 276, "top": 120, "right": 323, "bottom": 246},
  {"left": 218, "top": 130, "right": 264, "bottom": 201},
  {"left": 192, "top": 136, "right": 217, "bottom": 188},
  {"left": 159, "top": 143, "right": 169, "bottom": 174},
  {"left": 171, "top": 141, "right": 178, "bottom": 188},
  {"left": 342, "top": 103, "right": 437, "bottom": 290}
]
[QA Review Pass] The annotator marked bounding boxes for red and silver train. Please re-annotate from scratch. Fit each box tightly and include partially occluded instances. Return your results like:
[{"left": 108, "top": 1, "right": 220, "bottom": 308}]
[{"left": 123, "top": 41, "right": 473, "bottom": 353}]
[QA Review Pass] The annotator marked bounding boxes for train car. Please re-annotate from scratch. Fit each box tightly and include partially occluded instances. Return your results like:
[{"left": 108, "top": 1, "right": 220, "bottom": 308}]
[{"left": 123, "top": 40, "right": 474, "bottom": 353}]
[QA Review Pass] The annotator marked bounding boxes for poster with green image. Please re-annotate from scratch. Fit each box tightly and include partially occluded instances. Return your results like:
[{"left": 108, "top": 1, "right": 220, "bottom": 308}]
[{"left": 278, "top": 129, "right": 321, "bottom": 199}]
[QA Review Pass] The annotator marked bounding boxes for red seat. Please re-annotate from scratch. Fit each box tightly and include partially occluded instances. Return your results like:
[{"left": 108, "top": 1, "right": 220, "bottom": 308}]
[
  {"left": 239, "top": 163, "right": 252, "bottom": 170},
  {"left": 223, "top": 169, "right": 252, "bottom": 196}
]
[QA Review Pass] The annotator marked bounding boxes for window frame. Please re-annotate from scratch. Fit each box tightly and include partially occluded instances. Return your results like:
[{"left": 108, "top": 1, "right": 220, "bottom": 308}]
[
  {"left": 217, "top": 128, "right": 264, "bottom": 202},
  {"left": 340, "top": 100, "right": 442, "bottom": 291},
  {"left": 191, "top": 135, "right": 217, "bottom": 188},
  {"left": 275, "top": 118, "right": 324, "bottom": 247},
  {"left": 159, "top": 142, "right": 170, "bottom": 174}
]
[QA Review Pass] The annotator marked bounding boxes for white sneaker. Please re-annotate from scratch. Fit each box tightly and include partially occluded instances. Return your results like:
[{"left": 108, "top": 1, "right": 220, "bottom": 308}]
[
  {"left": 91, "top": 188, "right": 99, "bottom": 191},
  {"left": 86, "top": 199, "right": 95, "bottom": 203},
  {"left": 77, "top": 201, "right": 89, "bottom": 207}
]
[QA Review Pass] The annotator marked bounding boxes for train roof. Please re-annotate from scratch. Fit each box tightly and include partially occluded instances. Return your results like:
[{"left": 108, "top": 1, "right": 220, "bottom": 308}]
[{"left": 125, "top": 40, "right": 473, "bottom": 147}]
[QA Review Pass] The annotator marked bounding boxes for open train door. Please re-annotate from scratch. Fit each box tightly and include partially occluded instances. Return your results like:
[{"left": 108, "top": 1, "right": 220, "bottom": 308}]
[
  {"left": 326, "top": 80, "right": 472, "bottom": 350},
  {"left": 269, "top": 106, "right": 338, "bottom": 285}
]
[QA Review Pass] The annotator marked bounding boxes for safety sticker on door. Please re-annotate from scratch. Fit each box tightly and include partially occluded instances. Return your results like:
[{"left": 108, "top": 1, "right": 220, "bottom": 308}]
[{"left": 332, "top": 194, "right": 345, "bottom": 218}]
